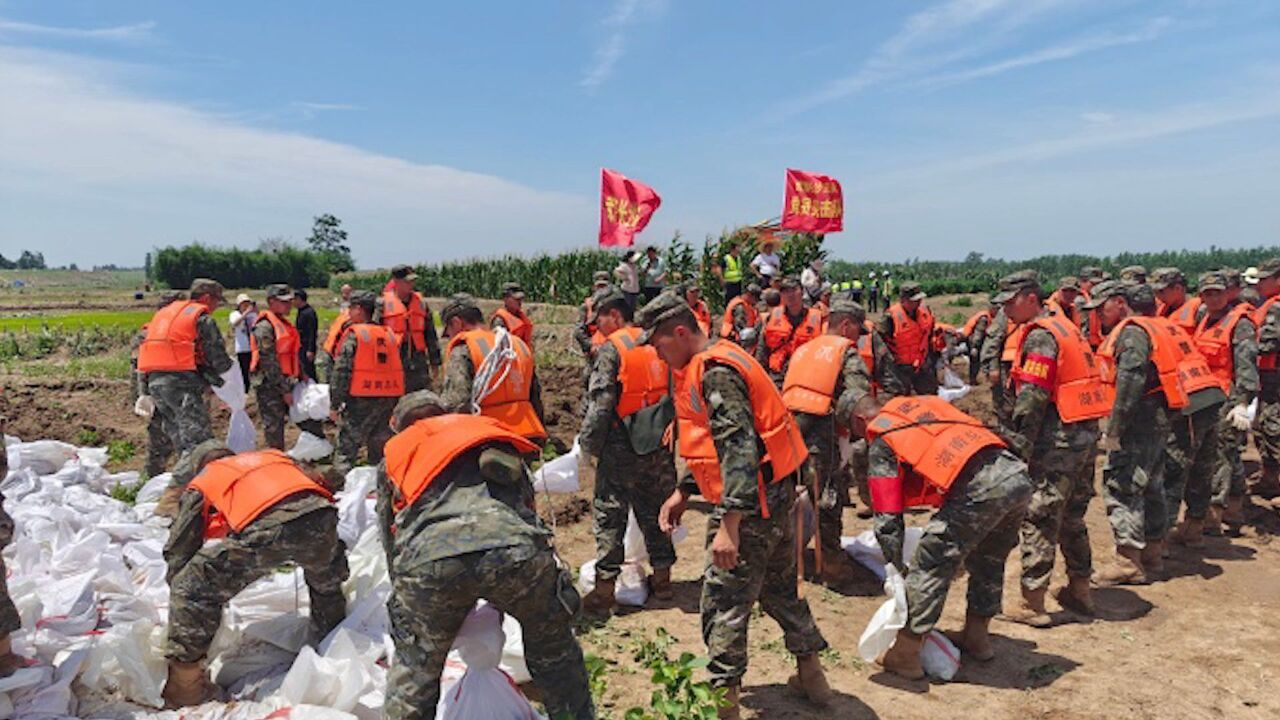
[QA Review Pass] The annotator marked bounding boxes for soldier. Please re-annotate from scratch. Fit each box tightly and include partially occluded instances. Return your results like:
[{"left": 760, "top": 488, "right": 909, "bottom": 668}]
[
  {"left": 1152, "top": 268, "right": 1201, "bottom": 334},
  {"left": 330, "top": 290, "right": 405, "bottom": 481},
  {"left": 781, "top": 297, "right": 877, "bottom": 584},
  {"left": 492, "top": 281, "right": 535, "bottom": 349},
  {"left": 1192, "top": 271, "right": 1258, "bottom": 534},
  {"left": 0, "top": 419, "right": 25, "bottom": 677},
  {"left": 1252, "top": 258, "right": 1280, "bottom": 498},
  {"left": 317, "top": 300, "right": 353, "bottom": 383},
  {"left": 137, "top": 279, "right": 235, "bottom": 503},
  {"left": 1046, "top": 277, "right": 1082, "bottom": 324},
  {"left": 868, "top": 395, "right": 1033, "bottom": 679},
  {"left": 758, "top": 277, "right": 825, "bottom": 386},
  {"left": 251, "top": 284, "right": 325, "bottom": 450},
  {"left": 961, "top": 302, "right": 996, "bottom": 385},
  {"left": 720, "top": 282, "right": 762, "bottom": 352},
  {"left": 980, "top": 280, "right": 1025, "bottom": 427},
  {"left": 377, "top": 264, "right": 442, "bottom": 392},
  {"left": 879, "top": 281, "right": 937, "bottom": 395},
  {"left": 578, "top": 287, "right": 677, "bottom": 613},
  {"left": 641, "top": 293, "right": 831, "bottom": 719},
  {"left": 994, "top": 272, "right": 1111, "bottom": 624},
  {"left": 439, "top": 293, "right": 546, "bottom": 443},
  {"left": 132, "top": 292, "right": 181, "bottom": 477},
  {"left": 379, "top": 392, "right": 594, "bottom": 719},
  {"left": 573, "top": 271, "right": 612, "bottom": 360},
  {"left": 163, "top": 443, "right": 348, "bottom": 707},
  {"left": 684, "top": 282, "right": 713, "bottom": 336},
  {"left": 1119, "top": 265, "right": 1148, "bottom": 284}
]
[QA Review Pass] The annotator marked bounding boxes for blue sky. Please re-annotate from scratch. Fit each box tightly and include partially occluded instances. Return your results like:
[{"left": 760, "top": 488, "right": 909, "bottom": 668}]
[{"left": 1, "top": 0, "right": 1278, "bottom": 269}]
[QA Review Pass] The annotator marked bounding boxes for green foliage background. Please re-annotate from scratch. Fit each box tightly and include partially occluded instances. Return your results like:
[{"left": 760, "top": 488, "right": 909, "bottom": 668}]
[{"left": 154, "top": 244, "right": 330, "bottom": 290}]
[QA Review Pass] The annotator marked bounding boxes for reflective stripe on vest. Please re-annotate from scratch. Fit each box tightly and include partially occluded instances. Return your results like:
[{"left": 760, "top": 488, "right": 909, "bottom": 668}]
[
  {"left": 346, "top": 324, "right": 405, "bottom": 397},
  {"left": 887, "top": 303, "right": 934, "bottom": 367},
  {"left": 609, "top": 326, "right": 670, "bottom": 418},
  {"left": 782, "top": 334, "right": 854, "bottom": 416},
  {"left": 763, "top": 306, "right": 824, "bottom": 373},
  {"left": 493, "top": 308, "right": 534, "bottom": 348},
  {"left": 1170, "top": 296, "right": 1203, "bottom": 335},
  {"left": 383, "top": 414, "right": 539, "bottom": 513},
  {"left": 250, "top": 311, "right": 301, "bottom": 378},
  {"left": 381, "top": 291, "right": 428, "bottom": 352},
  {"left": 1193, "top": 304, "right": 1250, "bottom": 393},
  {"left": 720, "top": 296, "right": 760, "bottom": 340},
  {"left": 674, "top": 341, "right": 808, "bottom": 513},
  {"left": 137, "top": 301, "right": 208, "bottom": 373},
  {"left": 446, "top": 329, "right": 546, "bottom": 440},
  {"left": 1097, "top": 316, "right": 1218, "bottom": 410},
  {"left": 1013, "top": 316, "right": 1112, "bottom": 423},
  {"left": 188, "top": 449, "right": 332, "bottom": 539},
  {"left": 723, "top": 254, "right": 743, "bottom": 283}
]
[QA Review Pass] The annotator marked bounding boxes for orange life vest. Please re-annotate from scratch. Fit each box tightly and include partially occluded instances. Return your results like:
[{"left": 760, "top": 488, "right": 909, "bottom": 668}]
[
  {"left": 382, "top": 291, "right": 429, "bottom": 352},
  {"left": 608, "top": 327, "right": 669, "bottom": 418},
  {"left": 763, "top": 306, "right": 824, "bottom": 373},
  {"left": 1012, "top": 316, "right": 1112, "bottom": 423},
  {"left": 447, "top": 329, "right": 546, "bottom": 440},
  {"left": 931, "top": 323, "right": 956, "bottom": 353},
  {"left": 250, "top": 311, "right": 301, "bottom": 378},
  {"left": 493, "top": 307, "right": 534, "bottom": 348},
  {"left": 866, "top": 396, "right": 1006, "bottom": 512},
  {"left": 342, "top": 323, "right": 405, "bottom": 397},
  {"left": 383, "top": 414, "right": 539, "bottom": 513},
  {"left": 1096, "top": 316, "right": 1219, "bottom": 410},
  {"left": 583, "top": 296, "right": 608, "bottom": 350},
  {"left": 188, "top": 449, "right": 332, "bottom": 540},
  {"left": 674, "top": 341, "right": 808, "bottom": 511},
  {"left": 886, "top": 303, "right": 934, "bottom": 367},
  {"left": 1085, "top": 309, "right": 1105, "bottom": 349},
  {"left": 1253, "top": 295, "right": 1280, "bottom": 371},
  {"left": 720, "top": 295, "right": 760, "bottom": 341},
  {"left": 1046, "top": 295, "right": 1079, "bottom": 324},
  {"left": 322, "top": 309, "right": 351, "bottom": 356},
  {"left": 690, "top": 300, "right": 712, "bottom": 337},
  {"left": 782, "top": 334, "right": 854, "bottom": 416},
  {"left": 137, "top": 301, "right": 208, "bottom": 373},
  {"left": 1193, "top": 304, "right": 1251, "bottom": 393},
  {"left": 1168, "top": 296, "right": 1202, "bottom": 335},
  {"left": 1001, "top": 321, "right": 1024, "bottom": 364},
  {"left": 961, "top": 309, "right": 992, "bottom": 338}
]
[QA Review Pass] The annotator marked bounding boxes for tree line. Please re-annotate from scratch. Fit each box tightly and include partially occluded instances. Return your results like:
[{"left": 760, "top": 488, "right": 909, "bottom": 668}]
[{"left": 0, "top": 251, "right": 48, "bottom": 270}]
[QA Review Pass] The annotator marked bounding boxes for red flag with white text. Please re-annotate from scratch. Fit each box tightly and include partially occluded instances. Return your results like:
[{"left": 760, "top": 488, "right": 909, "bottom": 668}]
[
  {"left": 599, "top": 168, "right": 661, "bottom": 247},
  {"left": 781, "top": 168, "right": 843, "bottom": 233}
]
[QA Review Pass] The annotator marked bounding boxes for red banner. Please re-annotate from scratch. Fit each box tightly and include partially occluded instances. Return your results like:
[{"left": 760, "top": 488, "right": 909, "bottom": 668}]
[
  {"left": 781, "top": 168, "right": 843, "bottom": 233},
  {"left": 599, "top": 168, "right": 661, "bottom": 248}
]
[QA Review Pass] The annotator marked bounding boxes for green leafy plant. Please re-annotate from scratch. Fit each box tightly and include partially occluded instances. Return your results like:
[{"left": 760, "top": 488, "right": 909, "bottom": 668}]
[
  {"left": 951, "top": 295, "right": 974, "bottom": 307},
  {"left": 107, "top": 439, "right": 136, "bottom": 466},
  {"left": 623, "top": 629, "right": 725, "bottom": 720},
  {"left": 76, "top": 428, "right": 101, "bottom": 446},
  {"left": 109, "top": 481, "right": 141, "bottom": 505}
]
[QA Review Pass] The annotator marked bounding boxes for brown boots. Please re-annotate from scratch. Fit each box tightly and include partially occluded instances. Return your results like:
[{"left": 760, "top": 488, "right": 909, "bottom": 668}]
[
  {"left": 0, "top": 635, "right": 26, "bottom": 678},
  {"left": 1174, "top": 517, "right": 1206, "bottom": 548},
  {"left": 1093, "top": 546, "right": 1147, "bottom": 586},
  {"left": 649, "top": 567, "right": 673, "bottom": 601},
  {"left": 162, "top": 660, "right": 218, "bottom": 709},
  {"left": 945, "top": 613, "right": 995, "bottom": 661},
  {"left": 1224, "top": 496, "right": 1246, "bottom": 532},
  {"left": 1053, "top": 576, "right": 1096, "bottom": 617},
  {"left": 1204, "top": 506, "right": 1225, "bottom": 536},
  {"left": 878, "top": 628, "right": 925, "bottom": 679},
  {"left": 787, "top": 653, "right": 833, "bottom": 706},
  {"left": 819, "top": 552, "right": 858, "bottom": 586},
  {"left": 1251, "top": 467, "right": 1280, "bottom": 498},
  {"left": 1004, "top": 587, "right": 1052, "bottom": 627},
  {"left": 1141, "top": 540, "right": 1165, "bottom": 577},
  {"left": 581, "top": 578, "right": 616, "bottom": 614}
]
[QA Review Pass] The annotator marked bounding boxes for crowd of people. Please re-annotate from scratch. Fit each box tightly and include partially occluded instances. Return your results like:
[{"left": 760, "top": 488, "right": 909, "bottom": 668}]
[{"left": 1, "top": 254, "right": 1275, "bottom": 719}]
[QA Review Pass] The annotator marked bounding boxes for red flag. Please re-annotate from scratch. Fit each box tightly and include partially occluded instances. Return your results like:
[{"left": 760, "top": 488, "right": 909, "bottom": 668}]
[
  {"left": 781, "top": 169, "right": 843, "bottom": 233},
  {"left": 599, "top": 168, "right": 661, "bottom": 247}
]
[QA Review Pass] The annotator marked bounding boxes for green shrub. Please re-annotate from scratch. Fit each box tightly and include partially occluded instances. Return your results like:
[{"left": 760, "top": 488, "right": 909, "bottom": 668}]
[
  {"left": 154, "top": 243, "right": 329, "bottom": 290},
  {"left": 107, "top": 439, "right": 136, "bottom": 466},
  {"left": 952, "top": 295, "right": 973, "bottom": 307},
  {"left": 76, "top": 428, "right": 101, "bottom": 446}
]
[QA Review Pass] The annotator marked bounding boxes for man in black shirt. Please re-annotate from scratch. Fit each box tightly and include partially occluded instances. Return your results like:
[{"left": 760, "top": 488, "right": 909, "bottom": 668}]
[{"left": 293, "top": 289, "right": 320, "bottom": 381}]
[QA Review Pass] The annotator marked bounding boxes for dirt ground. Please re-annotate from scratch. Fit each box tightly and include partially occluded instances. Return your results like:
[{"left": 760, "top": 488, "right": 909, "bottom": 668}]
[{"left": 3, "top": 292, "right": 1280, "bottom": 719}]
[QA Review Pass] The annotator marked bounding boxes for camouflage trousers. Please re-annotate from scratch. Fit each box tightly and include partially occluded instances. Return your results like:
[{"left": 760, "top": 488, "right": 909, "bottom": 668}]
[
  {"left": 384, "top": 544, "right": 593, "bottom": 720},
  {"left": 151, "top": 374, "right": 215, "bottom": 488},
  {"left": 799, "top": 417, "right": 846, "bottom": 557},
  {"left": 906, "top": 450, "right": 1031, "bottom": 634},
  {"left": 1212, "top": 402, "right": 1247, "bottom": 507},
  {"left": 592, "top": 439, "right": 676, "bottom": 582},
  {"left": 1102, "top": 411, "right": 1169, "bottom": 549},
  {"left": 702, "top": 484, "right": 827, "bottom": 688},
  {"left": 1019, "top": 445, "right": 1096, "bottom": 591},
  {"left": 894, "top": 363, "right": 940, "bottom": 396},
  {"left": 256, "top": 385, "right": 325, "bottom": 452},
  {"left": 1164, "top": 405, "right": 1221, "bottom": 526},
  {"left": 1257, "top": 378, "right": 1280, "bottom": 470},
  {"left": 145, "top": 412, "right": 176, "bottom": 478},
  {"left": 166, "top": 507, "right": 349, "bottom": 662},
  {"left": 403, "top": 350, "right": 432, "bottom": 393},
  {"left": 334, "top": 397, "right": 396, "bottom": 481},
  {"left": 0, "top": 507, "right": 18, "bottom": 636},
  {"left": 992, "top": 363, "right": 1014, "bottom": 428}
]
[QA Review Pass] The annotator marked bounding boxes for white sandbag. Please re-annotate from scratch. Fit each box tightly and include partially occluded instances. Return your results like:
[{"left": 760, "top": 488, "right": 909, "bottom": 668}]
[
  {"left": 278, "top": 644, "right": 368, "bottom": 712},
  {"left": 336, "top": 467, "right": 379, "bottom": 547},
  {"left": 135, "top": 473, "right": 172, "bottom": 504},
  {"left": 938, "top": 366, "right": 972, "bottom": 403},
  {"left": 289, "top": 381, "right": 332, "bottom": 423},
  {"left": 212, "top": 364, "right": 256, "bottom": 453},
  {"left": 500, "top": 614, "right": 531, "bottom": 685},
  {"left": 842, "top": 527, "right": 925, "bottom": 581},
  {"left": 921, "top": 628, "right": 961, "bottom": 681},
  {"left": 438, "top": 604, "right": 542, "bottom": 720},
  {"left": 79, "top": 621, "right": 168, "bottom": 708},
  {"left": 858, "top": 567, "right": 962, "bottom": 680},
  {"left": 7, "top": 439, "right": 79, "bottom": 475},
  {"left": 1247, "top": 397, "right": 1259, "bottom": 424},
  {"left": 622, "top": 509, "right": 689, "bottom": 565},
  {"left": 531, "top": 439, "right": 580, "bottom": 494},
  {"left": 226, "top": 408, "right": 257, "bottom": 454},
  {"left": 577, "top": 559, "right": 649, "bottom": 607},
  {"left": 288, "top": 431, "right": 333, "bottom": 462}
]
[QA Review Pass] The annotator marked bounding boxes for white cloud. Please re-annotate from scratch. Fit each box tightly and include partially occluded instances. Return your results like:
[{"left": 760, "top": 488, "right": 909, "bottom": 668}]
[
  {"left": 0, "top": 46, "right": 594, "bottom": 267},
  {"left": 0, "top": 17, "right": 155, "bottom": 42},
  {"left": 579, "top": 0, "right": 664, "bottom": 89},
  {"left": 1081, "top": 111, "right": 1116, "bottom": 124}
]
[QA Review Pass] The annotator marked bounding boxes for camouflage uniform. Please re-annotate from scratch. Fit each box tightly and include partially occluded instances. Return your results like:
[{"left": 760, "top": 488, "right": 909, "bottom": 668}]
[
  {"left": 329, "top": 328, "right": 397, "bottom": 481},
  {"left": 846, "top": 330, "right": 908, "bottom": 512},
  {"left": 372, "top": 295, "right": 442, "bottom": 393},
  {"left": 1164, "top": 401, "right": 1223, "bottom": 526},
  {"left": 727, "top": 293, "right": 762, "bottom": 353},
  {"left": 252, "top": 316, "right": 325, "bottom": 450},
  {"left": 965, "top": 310, "right": 992, "bottom": 385},
  {"left": 1007, "top": 323, "right": 1100, "bottom": 591},
  {"left": 873, "top": 444, "right": 1032, "bottom": 634},
  {"left": 876, "top": 301, "right": 939, "bottom": 396},
  {"left": 378, "top": 422, "right": 592, "bottom": 719},
  {"left": 131, "top": 326, "right": 176, "bottom": 476},
  {"left": 439, "top": 337, "right": 545, "bottom": 422},
  {"left": 0, "top": 425, "right": 21, "bottom": 638},
  {"left": 755, "top": 305, "right": 815, "bottom": 386},
  {"left": 1257, "top": 284, "right": 1280, "bottom": 477},
  {"left": 579, "top": 338, "right": 676, "bottom": 583},
  {"left": 164, "top": 488, "right": 348, "bottom": 662},
  {"left": 980, "top": 306, "right": 1014, "bottom": 426},
  {"left": 1204, "top": 307, "right": 1258, "bottom": 508},
  {"left": 695, "top": 365, "right": 827, "bottom": 688}
]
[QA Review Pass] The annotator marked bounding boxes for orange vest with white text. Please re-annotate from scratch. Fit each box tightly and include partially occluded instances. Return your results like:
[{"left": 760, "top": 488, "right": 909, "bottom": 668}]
[
  {"left": 763, "top": 306, "right": 824, "bottom": 373},
  {"left": 1096, "top": 316, "right": 1218, "bottom": 410},
  {"left": 608, "top": 327, "right": 669, "bottom": 418},
  {"left": 1193, "top": 304, "right": 1250, "bottom": 393},
  {"left": 1168, "top": 296, "right": 1203, "bottom": 335},
  {"left": 887, "top": 303, "right": 934, "bottom": 367},
  {"left": 447, "top": 329, "right": 546, "bottom": 440},
  {"left": 137, "top": 301, "right": 208, "bottom": 373},
  {"left": 383, "top": 414, "right": 539, "bottom": 513},
  {"left": 382, "top": 291, "right": 429, "bottom": 352},
  {"left": 323, "top": 309, "right": 351, "bottom": 356},
  {"left": 343, "top": 323, "right": 405, "bottom": 397},
  {"left": 782, "top": 334, "right": 855, "bottom": 416},
  {"left": 720, "top": 295, "right": 760, "bottom": 341},
  {"left": 189, "top": 450, "right": 332, "bottom": 540},
  {"left": 250, "top": 311, "right": 301, "bottom": 378},
  {"left": 1253, "top": 295, "right": 1280, "bottom": 371},
  {"left": 1012, "top": 315, "right": 1112, "bottom": 423},
  {"left": 493, "top": 308, "right": 534, "bottom": 348},
  {"left": 674, "top": 341, "right": 808, "bottom": 510}
]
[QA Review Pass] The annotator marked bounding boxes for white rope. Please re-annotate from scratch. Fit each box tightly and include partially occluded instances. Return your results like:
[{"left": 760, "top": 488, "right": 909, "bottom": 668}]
[{"left": 470, "top": 326, "right": 517, "bottom": 415}]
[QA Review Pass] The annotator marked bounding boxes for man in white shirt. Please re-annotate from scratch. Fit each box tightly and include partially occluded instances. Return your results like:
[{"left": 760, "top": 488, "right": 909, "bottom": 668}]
[
  {"left": 801, "top": 260, "right": 825, "bottom": 303},
  {"left": 228, "top": 294, "right": 258, "bottom": 387},
  {"left": 750, "top": 240, "right": 782, "bottom": 284},
  {"left": 614, "top": 250, "right": 642, "bottom": 309}
]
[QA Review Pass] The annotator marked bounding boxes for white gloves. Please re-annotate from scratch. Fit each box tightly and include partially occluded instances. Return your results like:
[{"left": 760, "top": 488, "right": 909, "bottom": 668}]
[
  {"left": 739, "top": 327, "right": 757, "bottom": 344},
  {"left": 1228, "top": 403, "right": 1251, "bottom": 432},
  {"left": 133, "top": 395, "right": 156, "bottom": 419}
]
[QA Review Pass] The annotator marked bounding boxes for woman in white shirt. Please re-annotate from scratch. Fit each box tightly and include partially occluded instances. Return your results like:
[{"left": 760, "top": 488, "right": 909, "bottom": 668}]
[
  {"left": 614, "top": 250, "right": 642, "bottom": 308},
  {"left": 227, "top": 294, "right": 258, "bottom": 387}
]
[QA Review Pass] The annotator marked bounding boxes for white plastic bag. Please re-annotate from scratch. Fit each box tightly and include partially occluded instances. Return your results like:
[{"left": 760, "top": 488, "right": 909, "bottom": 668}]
[
  {"left": 213, "top": 364, "right": 257, "bottom": 453},
  {"left": 842, "top": 528, "right": 925, "bottom": 581},
  {"left": 921, "top": 628, "right": 961, "bottom": 681},
  {"left": 288, "top": 431, "right": 333, "bottom": 462},
  {"left": 532, "top": 439, "right": 580, "bottom": 494},
  {"left": 290, "top": 381, "right": 332, "bottom": 423},
  {"left": 438, "top": 604, "right": 541, "bottom": 720},
  {"left": 938, "top": 366, "right": 972, "bottom": 403},
  {"left": 577, "top": 559, "right": 649, "bottom": 607},
  {"left": 621, "top": 509, "right": 688, "bottom": 565},
  {"left": 857, "top": 566, "right": 960, "bottom": 681}
]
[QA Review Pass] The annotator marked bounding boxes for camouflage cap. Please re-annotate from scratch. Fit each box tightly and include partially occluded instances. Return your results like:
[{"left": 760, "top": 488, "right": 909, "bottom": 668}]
[
  {"left": 1198, "top": 270, "right": 1228, "bottom": 292},
  {"left": 1222, "top": 267, "right": 1242, "bottom": 288},
  {"left": 390, "top": 264, "right": 419, "bottom": 281},
  {"left": 1127, "top": 283, "right": 1155, "bottom": 309},
  {"left": 828, "top": 297, "right": 866, "bottom": 323},
  {"left": 1258, "top": 257, "right": 1280, "bottom": 279},
  {"left": 1119, "top": 265, "right": 1148, "bottom": 283},
  {"left": 778, "top": 276, "right": 802, "bottom": 290},
  {"left": 1150, "top": 267, "right": 1185, "bottom": 290},
  {"left": 189, "top": 278, "right": 225, "bottom": 302},
  {"left": 502, "top": 282, "right": 525, "bottom": 299},
  {"left": 763, "top": 288, "right": 781, "bottom": 306},
  {"left": 899, "top": 281, "right": 926, "bottom": 301},
  {"left": 1078, "top": 266, "right": 1104, "bottom": 280},
  {"left": 592, "top": 270, "right": 611, "bottom": 286},
  {"left": 590, "top": 285, "right": 628, "bottom": 321},
  {"left": 1057, "top": 276, "right": 1080, "bottom": 291},
  {"left": 264, "top": 283, "right": 295, "bottom": 302},
  {"left": 681, "top": 280, "right": 701, "bottom": 295},
  {"left": 392, "top": 390, "right": 446, "bottom": 431},
  {"left": 348, "top": 290, "right": 378, "bottom": 312},
  {"left": 172, "top": 439, "right": 234, "bottom": 485},
  {"left": 745, "top": 282, "right": 762, "bottom": 297},
  {"left": 635, "top": 290, "right": 696, "bottom": 344},
  {"left": 439, "top": 292, "right": 481, "bottom": 330},
  {"left": 991, "top": 270, "right": 1040, "bottom": 304},
  {"left": 1082, "top": 280, "right": 1129, "bottom": 309}
]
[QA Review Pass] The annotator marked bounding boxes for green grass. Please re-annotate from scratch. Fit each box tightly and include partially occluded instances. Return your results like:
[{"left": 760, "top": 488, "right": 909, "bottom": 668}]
[
  {"left": 109, "top": 481, "right": 142, "bottom": 505},
  {"left": 3, "top": 352, "right": 132, "bottom": 380},
  {"left": 0, "top": 310, "right": 154, "bottom": 333}
]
